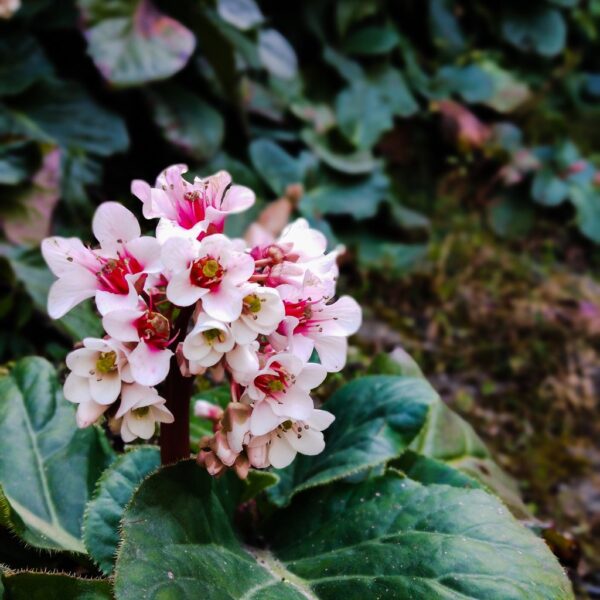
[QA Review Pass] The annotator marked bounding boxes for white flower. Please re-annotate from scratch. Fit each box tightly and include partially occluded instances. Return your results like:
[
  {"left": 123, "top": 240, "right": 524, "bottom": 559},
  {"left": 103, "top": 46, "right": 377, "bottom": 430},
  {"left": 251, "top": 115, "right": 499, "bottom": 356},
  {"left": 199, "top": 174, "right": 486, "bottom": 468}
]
[
  {"left": 162, "top": 234, "right": 254, "bottom": 321},
  {"left": 230, "top": 286, "right": 285, "bottom": 344},
  {"left": 115, "top": 383, "right": 174, "bottom": 442},
  {"left": 183, "top": 313, "right": 235, "bottom": 371},
  {"left": 63, "top": 337, "right": 131, "bottom": 428},
  {"left": 247, "top": 409, "right": 335, "bottom": 469},
  {"left": 246, "top": 353, "right": 327, "bottom": 435},
  {"left": 225, "top": 341, "right": 260, "bottom": 386}
]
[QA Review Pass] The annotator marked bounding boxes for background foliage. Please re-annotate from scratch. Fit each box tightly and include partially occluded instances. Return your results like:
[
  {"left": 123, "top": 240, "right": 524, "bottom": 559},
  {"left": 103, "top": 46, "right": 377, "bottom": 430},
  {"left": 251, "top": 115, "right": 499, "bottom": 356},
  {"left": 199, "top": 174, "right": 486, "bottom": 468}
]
[{"left": 1, "top": 0, "right": 599, "bottom": 598}]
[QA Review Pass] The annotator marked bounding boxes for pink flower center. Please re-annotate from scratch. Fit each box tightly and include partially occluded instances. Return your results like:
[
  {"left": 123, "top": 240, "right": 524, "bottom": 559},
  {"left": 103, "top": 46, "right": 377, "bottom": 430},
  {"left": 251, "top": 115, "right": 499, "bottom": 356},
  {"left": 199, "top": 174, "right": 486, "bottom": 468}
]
[
  {"left": 255, "top": 363, "right": 290, "bottom": 396},
  {"left": 190, "top": 256, "right": 224, "bottom": 289},
  {"left": 135, "top": 311, "right": 171, "bottom": 348},
  {"left": 96, "top": 254, "right": 142, "bottom": 294},
  {"left": 178, "top": 190, "right": 207, "bottom": 229},
  {"left": 284, "top": 300, "right": 313, "bottom": 323}
]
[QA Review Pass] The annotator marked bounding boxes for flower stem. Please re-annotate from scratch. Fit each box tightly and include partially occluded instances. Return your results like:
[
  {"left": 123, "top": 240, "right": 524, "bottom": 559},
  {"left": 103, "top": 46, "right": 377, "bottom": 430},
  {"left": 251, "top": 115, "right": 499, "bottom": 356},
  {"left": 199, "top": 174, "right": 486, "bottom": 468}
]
[{"left": 160, "top": 306, "right": 194, "bottom": 465}]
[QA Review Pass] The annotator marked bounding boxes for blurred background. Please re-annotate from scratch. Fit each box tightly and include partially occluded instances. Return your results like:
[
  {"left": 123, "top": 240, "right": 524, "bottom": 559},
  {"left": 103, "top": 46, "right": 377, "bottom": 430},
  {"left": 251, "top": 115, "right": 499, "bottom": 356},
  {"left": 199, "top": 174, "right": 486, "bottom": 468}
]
[{"left": 0, "top": 0, "right": 599, "bottom": 596}]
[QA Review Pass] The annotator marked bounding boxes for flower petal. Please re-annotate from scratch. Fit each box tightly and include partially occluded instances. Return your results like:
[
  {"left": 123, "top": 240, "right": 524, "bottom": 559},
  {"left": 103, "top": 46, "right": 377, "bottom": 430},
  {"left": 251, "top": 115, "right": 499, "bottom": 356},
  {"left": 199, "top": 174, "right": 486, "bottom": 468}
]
[
  {"left": 89, "top": 371, "right": 121, "bottom": 405},
  {"left": 202, "top": 284, "right": 244, "bottom": 322},
  {"left": 250, "top": 400, "right": 280, "bottom": 436},
  {"left": 307, "top": 409, "right": 335, "bottom": 431},
  {"left": 166, "top": 269, "right": 206, "bottom": 307},
  {"left": 92, "top": 202, "right": 141, "bottom": 253},
  {"left": 314, "top": 335, "right": 348, "bottom": 372},
  {"left": 125, "top": 236, "right": 162, "bottom": 272},
  {"left": 295, "top": 363, "right": 327, "bottom": 391},
  {"left": 47, "top": 270, "right": 98, "bottom": 319},
  {"left": 128, "top": 342, "right": 172, "bottom": 386},
  {"left": 286, "top": 427, "right": 325, "bottom": 456},
  {"left": 102, "top": 309, "right": 143, "bottom": 342},
  {"left": 63, "top": 373, "right": 92, "bottom": 404},
  {"left": 76, "top": 400, "right": 108, "bottom": 428},
  {"left": 66, "top": 347, "right": 97, "bottom": 377},
  {"left": 268, "top": 434, "right": 296, "bottom": 469},
  {"left": 41, "top": 236, "right": 98, "bottom": 276}
]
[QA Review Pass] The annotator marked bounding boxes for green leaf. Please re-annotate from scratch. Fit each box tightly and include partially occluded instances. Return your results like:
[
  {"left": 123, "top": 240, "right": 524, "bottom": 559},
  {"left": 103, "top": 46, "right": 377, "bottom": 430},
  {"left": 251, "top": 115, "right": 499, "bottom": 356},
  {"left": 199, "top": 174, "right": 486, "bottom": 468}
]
[
  {"left": 0, "top": 141, "right": 39, "bottom": 185},
  {"left": 83, "top": 446, "right": 160, "bottom": 575},
  {"left": 0, "top": 357, "right": 114, "bottom": 552},
  {"left": 190, "top": 385, "right": 231, "bottom": 443},
  {"left": 435, "top": 64, "right": 493, "bottom": 103},
  {"left": 147, "top": 83, "right": 224, "bottom": 161},
  {"left": 336, "top": 81, "right": 393, "bottom": 149},
  {"left": 217, "top": 0, "right": 263, "bottom": 30},
  {"left": 301, "top": 172, "right": 389, "bottom": 219},
  {"left": 269, "top": 376, "right": 440, "bottom": 505},
  {"left": 0, "top": 35, "right": 53, "bottom": 97},
  {"left": 258, "top": 29, "right": 298, "bottom": 80},
  {"left": 0, "top": 80, "right": 128, "bottom": 156},
  {"left": 571, "top": 186, "right": 600, "bottom": 243},
  {"left": 488, "top": 194, "right": 534, "bottom": 239},
  {"left": 532, "top": 169, "right": 569, "bottom": 206},
  {"left": 342, "top": 24, "right": 400, "bottom": 55},
  {"left": 249, "top": 138, "right": 305, "bottom": 195},
  {"left": 429, "top": 0, "right": 466, "bottom": 57},
  {"left": 301, "top": 129, "right": 379, "bottom": 175},
  {"left": 78, "top": 0, "right": 196, "bottom": 87},
  {"left": 367, "top": 348, "right": 425, "bottom": 378},
  {"left": 356, "top": 240, "right": 428, "bottom": 274},
  {"left": 478, "top": 61, "right": 531, "bottom": 113},
  {"left": 0, "top": 571, "right": 113, "bottom": 600},
  {"left": 502, "top": 8, "right": 566, "bottom": 57},
  {"left": 115, "top": 462, "right": 573, "bottom": 599}
]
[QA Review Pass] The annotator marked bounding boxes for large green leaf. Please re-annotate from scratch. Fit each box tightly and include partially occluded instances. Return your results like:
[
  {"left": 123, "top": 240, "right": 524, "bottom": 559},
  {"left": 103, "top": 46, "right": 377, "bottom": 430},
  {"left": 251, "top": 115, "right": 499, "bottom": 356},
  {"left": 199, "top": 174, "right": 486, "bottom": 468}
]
[
  {"left": 114, "top": 462, "right": 573, "bottom": 599},
  {"left": 83, "top": 446, "right": 160, "bottom": 575},
  {"left": 269, "top": 376, "right": 439, "bottom": 505},
  {"left": 0, "top": 357, "right": 113, "bottom": 552},
  {"left": 502, "top": 8, "right": 566, "bottom": 57},
  {"left": 0, "top": 80, "right": 128, "bottom": 156},
  {"left": 0, "top": 35, "right": 53, "bottom": 97},
  {"left": 217, "top": 0, "right": 263, "bottom": 30},
  {"left": 78, "top": 0, "right": 196, "bottom": 87},
  {"left": 258, "top": 29, "right": 298, "bottom": 80},
  {"left": 249, "top": 138, "right": 305, "bottom": 195},
  {"left": 0, "top": 571, "right": 113, "bottom": 600},
  {"left": 147, "top": 83, "right": 224, "bottom": 161}
]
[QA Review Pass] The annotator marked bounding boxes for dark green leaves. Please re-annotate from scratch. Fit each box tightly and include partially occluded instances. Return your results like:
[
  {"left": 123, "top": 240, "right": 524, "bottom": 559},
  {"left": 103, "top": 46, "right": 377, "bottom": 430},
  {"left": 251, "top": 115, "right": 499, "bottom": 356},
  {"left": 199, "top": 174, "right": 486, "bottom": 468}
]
[
  {"left": 249, "top": 138, "right": 305, "bottom": 195},
  {"left": 0, "top": 357, "right": 113, "bottom": 552},
  {"left": 502, "top": 8, "right": 566, "bottom": 57},
  {"left": 0, "top": 35, "right": 53, "bottom": 97},
  {"left": 78, "top": 0, "right": 196, "bottom": 87},
  {"left": 148, "top": 83, "right": 224, "bottom": 161},
  {"left": 83, "top": 446, "right": 160, "bottom": 575},
  {"left": 114, "top": 462, "right": 573, "bottom": 600},
  {"left": 0, "top": 572, "right": 113, "bottom": 600},
  {"left": 1, "top": 80, "right": 128, "bottom": 156}
]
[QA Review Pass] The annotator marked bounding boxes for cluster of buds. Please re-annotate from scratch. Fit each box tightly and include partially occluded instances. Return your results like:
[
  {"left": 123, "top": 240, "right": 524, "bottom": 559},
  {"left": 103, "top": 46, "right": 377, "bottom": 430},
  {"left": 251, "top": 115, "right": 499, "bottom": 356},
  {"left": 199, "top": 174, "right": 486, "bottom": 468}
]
[{"left": 42, "top": 164, "right": 361, "bottom": 475}]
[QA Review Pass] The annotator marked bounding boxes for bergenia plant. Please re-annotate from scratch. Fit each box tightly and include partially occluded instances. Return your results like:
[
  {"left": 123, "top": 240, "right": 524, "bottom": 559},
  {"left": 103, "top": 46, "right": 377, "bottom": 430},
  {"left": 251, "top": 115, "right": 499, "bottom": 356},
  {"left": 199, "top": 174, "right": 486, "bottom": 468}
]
[{"left": 41, "top": 164, "right": 362, "bottom": 472}]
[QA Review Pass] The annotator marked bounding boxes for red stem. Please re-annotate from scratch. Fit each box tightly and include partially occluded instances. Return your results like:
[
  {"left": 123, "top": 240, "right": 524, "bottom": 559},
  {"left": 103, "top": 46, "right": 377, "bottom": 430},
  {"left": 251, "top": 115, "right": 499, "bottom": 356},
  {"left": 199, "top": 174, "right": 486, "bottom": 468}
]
[{"left": 160, "top": 306, "right": 194, "bottom": 465}]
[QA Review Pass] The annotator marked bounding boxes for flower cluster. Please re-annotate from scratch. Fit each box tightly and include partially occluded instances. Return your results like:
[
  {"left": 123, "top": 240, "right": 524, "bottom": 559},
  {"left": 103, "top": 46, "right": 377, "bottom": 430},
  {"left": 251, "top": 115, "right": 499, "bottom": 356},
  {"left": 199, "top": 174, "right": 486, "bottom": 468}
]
[{"left": 42, "top": 164, "right": 361, "bottom": 475}]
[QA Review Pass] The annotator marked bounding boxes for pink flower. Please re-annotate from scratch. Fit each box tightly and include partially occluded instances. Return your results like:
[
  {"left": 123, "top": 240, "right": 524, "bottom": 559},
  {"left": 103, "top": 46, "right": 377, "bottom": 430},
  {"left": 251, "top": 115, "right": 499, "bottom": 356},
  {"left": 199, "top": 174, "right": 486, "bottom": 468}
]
[
  {"left": 245, "top": 353, "right": 327, "bottom": 435},
  {"left": 162, "top": 234, "right": 254, "bottom": 321},
  {"left": 131, "top": 165, "right": 255, "bottom": 242},
  {"left": 182, "top": 313, "right": 235, "bottom": 371},
  {"left": 250, "top": 219, "right": 341, "bottom": 295},
  {"left": 225, "top": 341, "right": 260, "bottom": 386},
  {"left": 102, "top": 297, "right": 173, "bottom": 386},
  {"left": 271, "top": 283, "right": 362, "bottom": 372},
  {"left": 247, "top": 409, "right": 335, "bottom": 469},
  {"left": 115, "top": 383, "right": 174, "bottom": 443},
  {"left": 42, "top": 202, "right": 161, "bottom": 319}
]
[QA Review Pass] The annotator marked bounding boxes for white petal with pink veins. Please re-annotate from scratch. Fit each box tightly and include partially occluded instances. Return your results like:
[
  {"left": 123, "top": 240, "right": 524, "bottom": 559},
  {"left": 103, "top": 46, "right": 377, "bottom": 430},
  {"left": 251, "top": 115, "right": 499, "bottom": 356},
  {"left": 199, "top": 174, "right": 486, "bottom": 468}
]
[
  {"left": 125, "top": 236, "right": 162, "bottom": 272},
  {"left": 41, "top": 237, "right": 97, "bottom": 276},
  {"left": 286, "top": 426, "right": 325, "bottom": 455},
  {"left": 103, "top": 309, "right": 144, "bottom": 342},
  {"left": 224, "top": 252, "right": 255, "bottom": 285},
  {"left": 250, "top": 400, "right": 280, "bottom": 436},
  {"left": 268, "top": 435, "right": 296, "bottom": 468},
  {"left": 289, "top": 333, "right": 315, "bottom": 363},
  {"left": 166, "top": 269, "right": 207, "bottom": 307},
  {"left": 76, "top": 400, "right": 108, "bottom": 428},
  {"left": 66, "top": 348, "right": 97, "bottom": 377},
  {"left": 314, "top": 335, "right": 348, "bottom": 372},
  {"left": 202, "top": 284, "right": 244, "bottom": 322},
  {"left": 128, "top": 341, "right": 172, "bottom": 386},
  {"left": 92, "top": 202, "right": 141, "bottom": 253},
  {"left": 156, "top": 218, "right": 206, "bottom": 244},
  {"left": 221, "top": 184, "right": 255, "bottom": 213},
  {"left": 64, "top": 372, "right": 92, "bottom": 404},
  {"left": 47, "top": 270, "right": 98, "bottom": 319},
  {"left": 89, "top": 371, "right": 121, "bottom": 405}
]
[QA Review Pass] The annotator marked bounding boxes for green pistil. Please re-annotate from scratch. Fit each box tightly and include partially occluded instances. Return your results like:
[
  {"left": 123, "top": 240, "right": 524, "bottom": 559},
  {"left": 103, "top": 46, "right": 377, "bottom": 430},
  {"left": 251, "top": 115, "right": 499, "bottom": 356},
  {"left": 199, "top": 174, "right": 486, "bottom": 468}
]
[
  {"left": 202, "top": 259, "right": 219, "bottom": 278},
  {"left": 132, "top": 406, "right": 150, "bottom": 418},
  {"left": 96, "top": 351, "right": 117, "bottom": 374},
  {"left": 268, "top": 379, "right": 285, "bottom": 392},
  {"left": 244, "top": 294, "right": 262, "bottom": 313},
  {"left": 203, "top": 328, "right": 224, "bottom": 343}
]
